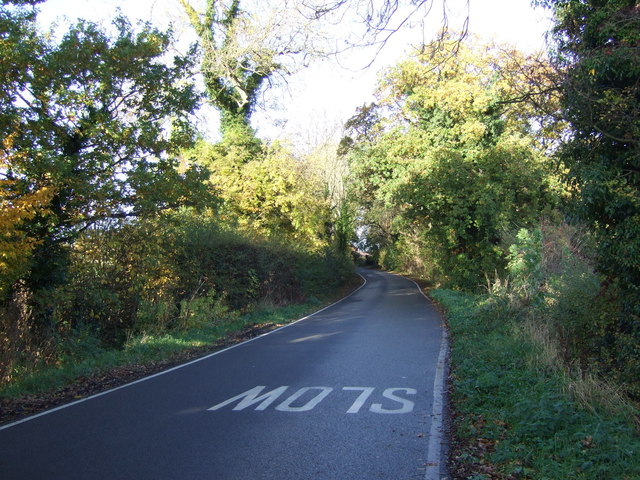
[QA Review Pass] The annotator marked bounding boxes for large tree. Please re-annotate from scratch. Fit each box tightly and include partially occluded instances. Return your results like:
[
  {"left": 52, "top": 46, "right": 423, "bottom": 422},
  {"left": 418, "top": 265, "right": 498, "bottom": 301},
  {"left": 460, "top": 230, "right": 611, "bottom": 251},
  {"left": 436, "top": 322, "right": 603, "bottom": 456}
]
[
  {"left": 540, "top": 0, "right": 640, "bottom": 295},
  {"left": 178, "top": 0, "right": 466, "bottom": 141},
  {"left": 344, "top": 36, "right": 559, "bottom": 287},
  {"left": 0, "top": 2, "right": 210, "bottom": 299},
  {"left": 178, "top": 0, "right": 322, "bottom": 141}
]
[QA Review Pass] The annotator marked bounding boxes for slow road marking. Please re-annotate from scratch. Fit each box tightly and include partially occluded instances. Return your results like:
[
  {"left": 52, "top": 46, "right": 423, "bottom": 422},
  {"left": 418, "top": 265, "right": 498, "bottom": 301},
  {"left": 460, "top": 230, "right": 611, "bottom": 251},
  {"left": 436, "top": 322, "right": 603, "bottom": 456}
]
[{"left": 208, "top": 385, "right": 417, "bottom": 414}]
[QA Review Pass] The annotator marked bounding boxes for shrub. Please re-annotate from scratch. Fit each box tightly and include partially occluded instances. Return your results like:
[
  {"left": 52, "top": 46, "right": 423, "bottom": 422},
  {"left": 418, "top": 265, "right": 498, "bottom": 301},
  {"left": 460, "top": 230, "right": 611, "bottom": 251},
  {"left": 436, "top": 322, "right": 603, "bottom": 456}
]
[
  {"left": 0, "top": 208, "right": 356, "bottom": 390},
  {"left": 490, "top": 219, "right": 640, "bottom": 401},
  {"left": 506, "top": 227, "right": 544, "bottom": 302}
]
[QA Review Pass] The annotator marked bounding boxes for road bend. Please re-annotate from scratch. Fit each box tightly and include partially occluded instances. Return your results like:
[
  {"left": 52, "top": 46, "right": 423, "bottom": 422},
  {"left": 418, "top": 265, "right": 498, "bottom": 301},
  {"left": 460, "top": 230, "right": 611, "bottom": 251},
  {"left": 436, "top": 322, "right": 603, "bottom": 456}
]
[{"left": 0, "top": 269, "right": 447, "bottom": 480}]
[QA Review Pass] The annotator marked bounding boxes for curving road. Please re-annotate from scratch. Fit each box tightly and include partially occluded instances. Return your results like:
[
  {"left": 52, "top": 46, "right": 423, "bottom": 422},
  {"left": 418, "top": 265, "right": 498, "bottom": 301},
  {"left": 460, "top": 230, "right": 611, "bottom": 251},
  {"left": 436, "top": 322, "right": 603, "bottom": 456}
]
[{"left": 0, "top": 269, "right": 447, "bottom": 480}]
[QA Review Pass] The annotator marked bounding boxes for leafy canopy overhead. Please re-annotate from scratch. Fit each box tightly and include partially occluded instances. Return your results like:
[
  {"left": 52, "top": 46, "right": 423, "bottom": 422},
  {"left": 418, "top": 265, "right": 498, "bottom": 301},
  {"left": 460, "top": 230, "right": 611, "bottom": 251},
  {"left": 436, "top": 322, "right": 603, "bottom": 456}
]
[
  {"left": 177, "top": 0, "right": 467, "bottom": 141},
  {"left": 345, "top": 35, "right": 558, "bottom": 287}
]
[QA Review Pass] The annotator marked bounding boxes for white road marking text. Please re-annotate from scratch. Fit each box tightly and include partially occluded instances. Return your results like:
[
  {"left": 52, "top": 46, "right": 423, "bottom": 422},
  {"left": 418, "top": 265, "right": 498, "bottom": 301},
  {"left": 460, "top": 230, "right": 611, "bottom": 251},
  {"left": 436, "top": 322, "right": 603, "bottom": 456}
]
[{"left": 208, "top": 386, "right": 417, "bottom": 414}]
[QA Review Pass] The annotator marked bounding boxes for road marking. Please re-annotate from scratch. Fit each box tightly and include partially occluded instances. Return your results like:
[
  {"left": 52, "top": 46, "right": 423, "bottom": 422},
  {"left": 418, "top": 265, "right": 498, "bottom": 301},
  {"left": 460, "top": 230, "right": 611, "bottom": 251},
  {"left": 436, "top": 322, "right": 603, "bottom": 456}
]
[
  {"left": 275, "top": 387, "right": 333, "bottom": 412},
  {"left": 208, "top": 386, "right": 416, "bottom": 414},
  {"left": 208, "top": 386, "right": 289, "bottom": 411},
  {"left": 424, "top": 328, "right": 449, "bottom": 480},
  {"left": 370, "top": 388, "right": 417, "bottom": 414},
  {"left": 343, "top": 387, "right": 375, "bottom": 413}
]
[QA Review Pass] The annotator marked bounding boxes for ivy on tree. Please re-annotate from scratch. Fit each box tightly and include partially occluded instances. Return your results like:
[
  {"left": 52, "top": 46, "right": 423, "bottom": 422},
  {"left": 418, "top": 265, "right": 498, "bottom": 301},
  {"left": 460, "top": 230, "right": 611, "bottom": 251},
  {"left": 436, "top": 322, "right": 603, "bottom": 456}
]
[{"left": 177, "top": 0, "right": 278, "bottom": 137}]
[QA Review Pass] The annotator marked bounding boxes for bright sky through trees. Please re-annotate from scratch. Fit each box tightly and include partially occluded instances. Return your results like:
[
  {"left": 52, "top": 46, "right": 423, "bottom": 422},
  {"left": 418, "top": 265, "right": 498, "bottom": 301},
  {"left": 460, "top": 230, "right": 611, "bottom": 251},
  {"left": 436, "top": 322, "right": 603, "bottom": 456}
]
[{"left": 37, "top": 0, "right": 553, "bottom": 145}]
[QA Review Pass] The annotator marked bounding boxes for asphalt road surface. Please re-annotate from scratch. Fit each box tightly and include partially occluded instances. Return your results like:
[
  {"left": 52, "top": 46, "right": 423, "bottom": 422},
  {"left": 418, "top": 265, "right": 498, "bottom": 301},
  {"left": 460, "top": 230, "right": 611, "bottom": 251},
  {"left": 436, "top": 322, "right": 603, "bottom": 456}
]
[{"left": 0, "top": 269, "right": 447, "bottom": 480}]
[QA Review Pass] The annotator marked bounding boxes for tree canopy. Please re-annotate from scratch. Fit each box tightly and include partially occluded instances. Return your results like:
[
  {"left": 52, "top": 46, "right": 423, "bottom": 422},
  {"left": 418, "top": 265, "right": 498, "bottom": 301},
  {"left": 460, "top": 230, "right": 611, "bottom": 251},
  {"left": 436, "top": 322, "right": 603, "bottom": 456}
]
[
  {"left": 542, "top": 0, "right": 640, "bottom": 299},
  {"left": 0, "top": 3, "right": 210, "bottom": 296},
  {"left": 537, "top": 0, "right": 640, "bottom": 388},
  {"left": 177, "top": 0, "right": 466, "bottom": 141},
  {"left": 344, "top": 36, "right": 559, "bottom": 287}
]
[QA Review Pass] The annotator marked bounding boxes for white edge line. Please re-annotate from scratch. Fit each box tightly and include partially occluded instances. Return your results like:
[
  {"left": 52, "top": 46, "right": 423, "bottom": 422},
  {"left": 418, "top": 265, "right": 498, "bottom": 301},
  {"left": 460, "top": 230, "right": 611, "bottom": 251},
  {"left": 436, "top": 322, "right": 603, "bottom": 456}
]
[
  {"left": 425, "top": 328, "right": 448, "bottom": 480},
  {"left": 0, "top": 273, "right": 368, "bottom": 431},
  {"left": 402, "top": 275, "right": 448, "bottom": 480}
]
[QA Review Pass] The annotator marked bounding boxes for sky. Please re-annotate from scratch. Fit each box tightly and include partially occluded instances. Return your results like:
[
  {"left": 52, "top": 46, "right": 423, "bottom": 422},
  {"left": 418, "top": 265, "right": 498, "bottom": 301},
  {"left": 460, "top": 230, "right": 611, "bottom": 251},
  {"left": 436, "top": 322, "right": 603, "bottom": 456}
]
[{"left": 36, "top": 0, "right": 554, "bottom": 148}]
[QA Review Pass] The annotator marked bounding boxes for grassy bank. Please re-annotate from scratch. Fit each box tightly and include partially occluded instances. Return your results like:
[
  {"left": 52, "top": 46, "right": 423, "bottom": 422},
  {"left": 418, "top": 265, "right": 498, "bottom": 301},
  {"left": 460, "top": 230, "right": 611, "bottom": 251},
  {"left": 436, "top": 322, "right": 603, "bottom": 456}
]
[
  {"left": 1, "top": 209, "right": 356, "bottom": 403},
  {"left": 0, "top": 278, "right": 360, "bottom": 403},
  {"left": 432, "top": 289, "right": 639, "bottom": 479}
]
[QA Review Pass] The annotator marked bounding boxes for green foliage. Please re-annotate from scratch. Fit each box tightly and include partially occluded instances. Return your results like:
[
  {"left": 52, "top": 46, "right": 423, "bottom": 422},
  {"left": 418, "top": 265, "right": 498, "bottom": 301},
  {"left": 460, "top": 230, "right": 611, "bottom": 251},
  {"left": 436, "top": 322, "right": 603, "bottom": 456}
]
[
  {"left": 186, "top": 138, "right": 334, "bottom": 248},
  {"left": 0, "top": 6, "right": 211, "bottom": 308},
  {"left": 433, "top": 288, "right": 640, "bottom": 479},
  {"left": 506, "top": 227, "right": 544, "bottom": 301},
  {"left": 488, "top": 219, "right": 640, "bottom": 399},
  {"left": 179, "top": 0, "right": 288, "bottom": 140},
  {"left": 163, "top": 214, "right": 308, "bottom": 308},
  {"left": 1, "top": 12, "right": 205, "bottom": 239},
  {"left": 61, "top": 211, "right": 350, "bottom": 338},
  {"left": 397, "top": 139, "right": 552, "bottom": 289},
  {"left": 346, "top": 36, "right": 558, "bottom": 288},
  {"left": 543, "top": 249, "right": 603, "bottom": 366},
  {"left": 540, "top": 0, "right": 640, "bottom": 379}
]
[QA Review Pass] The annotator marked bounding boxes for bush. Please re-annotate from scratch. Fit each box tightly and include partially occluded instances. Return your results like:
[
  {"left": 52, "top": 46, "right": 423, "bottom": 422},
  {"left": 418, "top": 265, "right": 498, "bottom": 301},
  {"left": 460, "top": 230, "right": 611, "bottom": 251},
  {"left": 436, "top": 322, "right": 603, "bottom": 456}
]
[
  {"left": 506, "top": 227, "right": 544, "bottom": 302},
  {"left": 0, "top": 209, "right": 355, "bottom": 390},
  {"left": 489, "top": 219, "right": 640, "bottom": 400}
]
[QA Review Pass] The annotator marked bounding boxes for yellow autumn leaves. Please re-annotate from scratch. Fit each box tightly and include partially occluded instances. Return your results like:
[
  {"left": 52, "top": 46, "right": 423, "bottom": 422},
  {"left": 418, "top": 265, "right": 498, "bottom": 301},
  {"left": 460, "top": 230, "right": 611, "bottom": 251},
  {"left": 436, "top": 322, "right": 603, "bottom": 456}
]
[{"left": 0, "top": 138, "right": 54, "bottom": 295}]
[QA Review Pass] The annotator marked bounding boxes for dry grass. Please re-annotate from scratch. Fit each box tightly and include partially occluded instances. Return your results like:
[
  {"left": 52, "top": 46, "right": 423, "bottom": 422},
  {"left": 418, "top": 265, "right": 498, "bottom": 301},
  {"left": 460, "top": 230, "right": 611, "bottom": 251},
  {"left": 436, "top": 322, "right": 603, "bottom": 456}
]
[
  {"left": 0, "top": 283, "right": 56, "bottom": 386},
  {"left": 519, "top": 316, "right": 640, "bottom": 428},
  {"left": 567, "top": 373, "right": 640, "bottom": 427}
]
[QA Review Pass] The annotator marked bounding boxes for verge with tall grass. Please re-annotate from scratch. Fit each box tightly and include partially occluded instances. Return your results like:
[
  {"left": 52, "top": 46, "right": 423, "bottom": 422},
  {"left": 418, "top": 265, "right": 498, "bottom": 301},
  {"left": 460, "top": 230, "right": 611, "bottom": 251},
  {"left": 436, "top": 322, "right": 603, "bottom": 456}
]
[{"left": 433, "top": 220, "right": 639, "bottom": 479}]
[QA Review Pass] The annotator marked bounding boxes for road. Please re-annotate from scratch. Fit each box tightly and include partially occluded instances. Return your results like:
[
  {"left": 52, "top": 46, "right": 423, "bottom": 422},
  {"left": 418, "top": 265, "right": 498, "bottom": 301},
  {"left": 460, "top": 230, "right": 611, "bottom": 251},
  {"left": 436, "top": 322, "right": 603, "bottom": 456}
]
[{"left": 0, "top": 269, "right": 447, "bottom": 480}]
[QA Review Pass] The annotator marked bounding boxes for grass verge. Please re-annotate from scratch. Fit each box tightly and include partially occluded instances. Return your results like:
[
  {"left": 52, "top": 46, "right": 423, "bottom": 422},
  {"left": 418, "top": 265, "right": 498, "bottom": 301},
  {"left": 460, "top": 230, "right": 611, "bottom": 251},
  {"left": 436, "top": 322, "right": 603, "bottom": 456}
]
[
  {"left": 0, "top": 275, "right": 362, "bottom": 423},
  {"left": 431, "top": 288, "right": 639, "bottom": 480}
]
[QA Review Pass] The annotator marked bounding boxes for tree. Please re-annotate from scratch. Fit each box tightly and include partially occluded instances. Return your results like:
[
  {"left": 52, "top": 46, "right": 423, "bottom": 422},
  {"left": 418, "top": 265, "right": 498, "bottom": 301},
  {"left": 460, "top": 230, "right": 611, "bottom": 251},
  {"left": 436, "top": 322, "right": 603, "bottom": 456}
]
[
  {"left": 0, "top": 4, "right": 210, "bottom": 302},
  {"left": 178, "top": 0, "right": 467, "bottom": 142},
  {"left": 345, "top": 36, "right": 558, "bottom": 287},
  {"left": 302, "top": 129, "right": 354, "bottom": 253},
  {"left": 178, "top": 0, "right": 323, "bottom": 141},
  {"left": 537, "top": 0, "right": 640, "bottom": 390},
  {"left": 0, "top": 139, "right": 53, "bottom": 297},
  {"left": 540, "top": 0, "right": 640, "bottom": 295},
  {"left": 299, "top": 0, "right": 468, "bottom": 61},
  {"left": 186, "top": 139, "right": 331, "bottom": 247}
]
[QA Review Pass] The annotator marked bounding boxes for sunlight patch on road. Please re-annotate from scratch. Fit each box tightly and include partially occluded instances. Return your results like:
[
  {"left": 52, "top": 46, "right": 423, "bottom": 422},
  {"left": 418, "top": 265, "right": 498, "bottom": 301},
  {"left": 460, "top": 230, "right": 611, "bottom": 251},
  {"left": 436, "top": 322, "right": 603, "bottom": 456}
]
[{"left": 288, "top": 332, "right": 342, "bottom": 343}]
